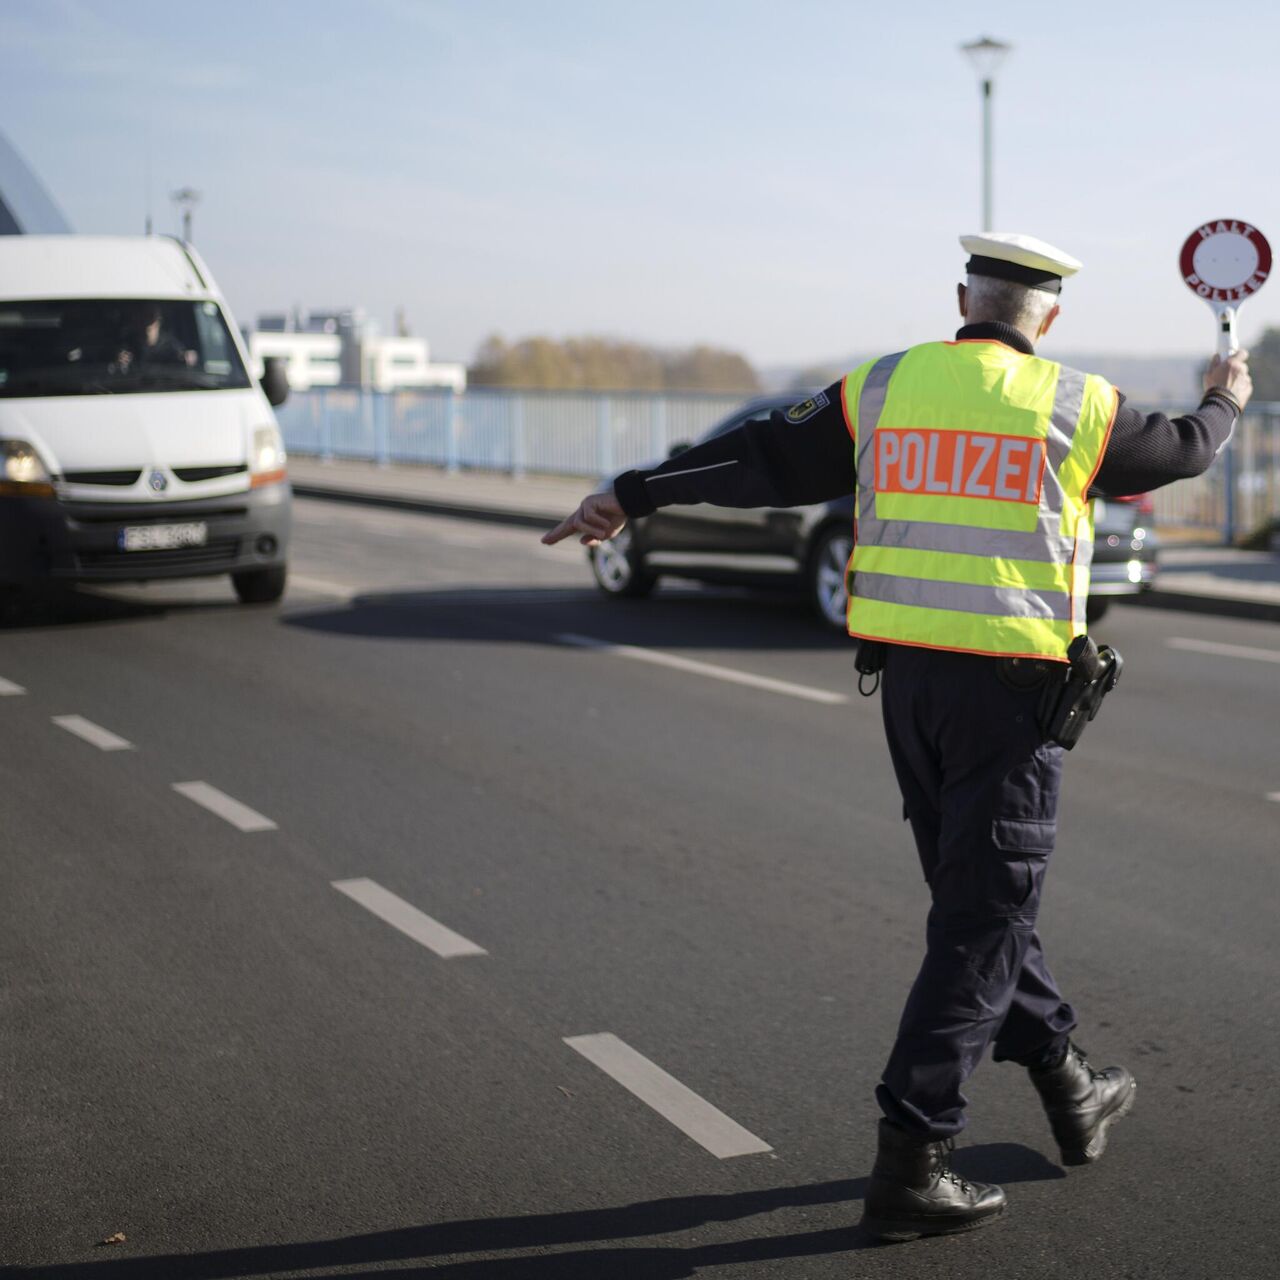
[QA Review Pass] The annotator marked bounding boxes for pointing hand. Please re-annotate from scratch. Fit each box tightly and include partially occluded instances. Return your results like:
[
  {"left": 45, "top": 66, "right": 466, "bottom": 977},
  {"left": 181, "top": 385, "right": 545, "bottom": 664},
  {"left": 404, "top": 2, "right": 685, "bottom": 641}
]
[{"left": 541, "top": 491, "right": 628, "bottom": 547}]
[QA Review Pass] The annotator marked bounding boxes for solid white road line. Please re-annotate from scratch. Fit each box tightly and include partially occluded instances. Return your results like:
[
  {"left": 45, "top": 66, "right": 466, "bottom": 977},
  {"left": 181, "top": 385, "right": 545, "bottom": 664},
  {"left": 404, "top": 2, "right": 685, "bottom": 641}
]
[
  {"left": 288, "top": 574, "right": 356, "bottom": 601},
  {"left": 331, "top": 878, "right": 487, "bottom": 958},
  {"left": 51, "top": 715, "right": 133, "bottom": 752},
  {"left": 556, "top": 633, "right": 847, "bottom": 706},
  {"left": 564, "top": 1033, "right": 772, "bottom": 1159},
  {"left": 0, "top": 676, "right": 26, "bottom": 696},
  {"left": 1267, "top": 792, "right": 1280, "bottom": 804},
  {"left": 171, "top": 782, "right": 278, "bottom": 832},
  {"left": 1166, "top": 637, "right": 1280, "bottom": 665},
  {"left": 437, "top": 531, "right": 495, "bottom": 548}
]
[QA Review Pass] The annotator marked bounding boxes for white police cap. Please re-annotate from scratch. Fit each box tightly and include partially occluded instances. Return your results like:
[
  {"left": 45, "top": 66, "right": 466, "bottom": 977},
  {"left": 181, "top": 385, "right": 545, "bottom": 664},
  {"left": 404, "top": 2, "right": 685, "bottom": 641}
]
[{"left": 960, "top": 232, "right": 1082, "bottom": 294}]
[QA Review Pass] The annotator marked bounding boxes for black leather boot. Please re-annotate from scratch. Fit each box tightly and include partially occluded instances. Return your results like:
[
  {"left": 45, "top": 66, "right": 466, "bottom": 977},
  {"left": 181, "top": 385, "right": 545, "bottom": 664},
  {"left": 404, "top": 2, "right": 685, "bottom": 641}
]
[
  {"left": 1029, "top": 1042, "right": 1137, "bottom": 1165},
  {"left": 860, "top": 1119, "right": 1007, "bottom": 1242}
]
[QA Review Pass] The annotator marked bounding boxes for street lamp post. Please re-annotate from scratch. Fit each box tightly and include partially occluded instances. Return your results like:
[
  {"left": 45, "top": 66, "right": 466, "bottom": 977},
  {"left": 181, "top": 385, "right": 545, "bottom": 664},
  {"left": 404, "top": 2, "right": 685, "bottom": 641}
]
[
  {"left": 960, "top": 37, "right": 1012, "bottom": 232},
  {"left": 170, "top": 187, "right": 201, "bottom": 243}
]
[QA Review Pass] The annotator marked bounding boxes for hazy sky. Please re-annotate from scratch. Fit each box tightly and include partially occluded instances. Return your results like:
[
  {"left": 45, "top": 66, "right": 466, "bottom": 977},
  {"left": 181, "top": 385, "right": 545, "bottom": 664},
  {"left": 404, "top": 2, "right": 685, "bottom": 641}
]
[{"left": 5, "top": 0, "right": 1279, "bottom": 367}]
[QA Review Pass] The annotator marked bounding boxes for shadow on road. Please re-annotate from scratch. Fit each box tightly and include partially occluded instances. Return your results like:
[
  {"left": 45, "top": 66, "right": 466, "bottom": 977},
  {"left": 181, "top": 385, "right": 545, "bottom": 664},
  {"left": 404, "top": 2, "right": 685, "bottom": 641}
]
[
  {"left": 10, "top": 1147, "right": 1061, "bottom": 1279},
  {"left": 283, "top": 584, "right": 852, "bottom": 653}
]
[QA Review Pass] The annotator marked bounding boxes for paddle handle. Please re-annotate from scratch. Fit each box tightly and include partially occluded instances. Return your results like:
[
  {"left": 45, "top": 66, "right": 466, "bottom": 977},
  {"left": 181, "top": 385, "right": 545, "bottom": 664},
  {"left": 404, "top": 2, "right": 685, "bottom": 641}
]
[{"left": 1216, "top": 305, "right": 1239, "bottom": 357}]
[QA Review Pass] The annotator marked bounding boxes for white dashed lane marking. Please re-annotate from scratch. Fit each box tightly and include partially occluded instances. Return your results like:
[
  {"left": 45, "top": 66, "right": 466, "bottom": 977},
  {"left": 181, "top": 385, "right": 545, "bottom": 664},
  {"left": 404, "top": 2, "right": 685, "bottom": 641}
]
[
  {"left": 0, "top": 676, "right": 26, "bottom": 696},
  {"left": 331, "top": 878, "right": 487, "bottom": 958},
  {"left": 1166, "top": 637, "right": 1280, "bottom": 665},
  {"left": 556, "top": 633, "right": 847, "bottom": 706},
  {"left": 52, "top": 715, "right": 133, "bottom": 751},
  {"left": 171, "top": 782, "right": 278, "bottom": 832},
  {"left": 1267, "top": 792, "right": 1280, "bottom": 804},
  {"left": 564, "top": 1033, "right": 773, "bottom": 1159}
]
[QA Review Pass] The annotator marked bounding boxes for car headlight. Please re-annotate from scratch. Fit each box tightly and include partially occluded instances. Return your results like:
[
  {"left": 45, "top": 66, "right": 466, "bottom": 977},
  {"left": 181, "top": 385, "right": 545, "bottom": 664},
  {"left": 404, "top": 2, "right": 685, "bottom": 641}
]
[
  {"left": 250, "top": 425, "right": 287, "bottom": 487},
  {"left": 0, "top": 439, "right": 55, "bottom": 497}
]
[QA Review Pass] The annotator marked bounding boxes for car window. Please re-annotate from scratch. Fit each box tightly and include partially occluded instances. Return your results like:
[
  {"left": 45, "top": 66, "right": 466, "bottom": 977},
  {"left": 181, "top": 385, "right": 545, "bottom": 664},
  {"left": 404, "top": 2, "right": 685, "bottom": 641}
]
[{"left": 695, "top": 405, "right": 785, "bottom": 445}]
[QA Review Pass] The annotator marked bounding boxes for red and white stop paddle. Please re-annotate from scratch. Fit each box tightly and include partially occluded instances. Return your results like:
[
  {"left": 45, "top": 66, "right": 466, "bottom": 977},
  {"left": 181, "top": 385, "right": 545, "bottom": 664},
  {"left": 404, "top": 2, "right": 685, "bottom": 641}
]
[{"left": 1179, "top": 219, "right": 1271, "bottom": 356}]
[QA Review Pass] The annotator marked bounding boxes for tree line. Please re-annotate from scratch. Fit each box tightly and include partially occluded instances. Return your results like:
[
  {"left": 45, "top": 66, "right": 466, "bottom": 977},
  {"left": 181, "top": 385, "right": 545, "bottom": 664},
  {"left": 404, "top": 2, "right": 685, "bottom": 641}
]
[
  {"left": 465, "top": 327, "right": 1280, "bottom": 399},
  {"left": 469, "top": 334, "right": 760, "bottom": 393}
]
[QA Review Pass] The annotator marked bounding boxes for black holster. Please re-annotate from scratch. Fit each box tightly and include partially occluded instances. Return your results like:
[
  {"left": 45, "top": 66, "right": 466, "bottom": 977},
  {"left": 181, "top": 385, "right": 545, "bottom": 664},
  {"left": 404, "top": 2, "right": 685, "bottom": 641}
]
[{"left": 1037, "top": 634, "right": 1123, "bottom": 750}]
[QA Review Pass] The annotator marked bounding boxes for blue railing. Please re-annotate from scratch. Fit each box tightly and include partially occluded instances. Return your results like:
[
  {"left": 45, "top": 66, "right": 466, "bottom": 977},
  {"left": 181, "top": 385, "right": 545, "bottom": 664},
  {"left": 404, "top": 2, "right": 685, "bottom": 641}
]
[
  {"left": 275, "top": 386, "right": 746, "bottom": 479},
  {"left": 1139, "top": 403, "right": 1279, "bottom": 540}
]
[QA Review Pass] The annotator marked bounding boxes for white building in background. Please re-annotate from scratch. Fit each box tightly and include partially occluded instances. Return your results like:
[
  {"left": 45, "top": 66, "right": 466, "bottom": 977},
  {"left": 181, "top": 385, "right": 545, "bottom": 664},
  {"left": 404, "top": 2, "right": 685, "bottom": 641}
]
[
  {"left": 363, "top": 334, "right": 465, "bottom": 393},
  {"left": 245, "top": 307, "right": 465, "bottom": 393},
  {"left": 247, "top": 328, "right": 342, "bottom": 391}
]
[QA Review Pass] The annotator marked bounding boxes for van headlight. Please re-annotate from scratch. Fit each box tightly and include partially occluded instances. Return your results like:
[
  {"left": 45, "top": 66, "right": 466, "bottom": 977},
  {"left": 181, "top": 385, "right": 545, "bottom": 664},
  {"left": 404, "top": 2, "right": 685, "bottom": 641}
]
[
  {"left": 0, "top": 439, "right": 55, "bottom": 497},
  {"left": 249, "top": 425, "right": 287, "bottom": 488}
]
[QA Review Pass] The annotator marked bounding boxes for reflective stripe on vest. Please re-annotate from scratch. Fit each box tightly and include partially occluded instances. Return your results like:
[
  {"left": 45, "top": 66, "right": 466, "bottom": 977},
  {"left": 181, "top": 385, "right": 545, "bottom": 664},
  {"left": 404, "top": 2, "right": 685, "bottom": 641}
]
[{"left": 842, "top": 341, "right": 1116, "bottom": 660}]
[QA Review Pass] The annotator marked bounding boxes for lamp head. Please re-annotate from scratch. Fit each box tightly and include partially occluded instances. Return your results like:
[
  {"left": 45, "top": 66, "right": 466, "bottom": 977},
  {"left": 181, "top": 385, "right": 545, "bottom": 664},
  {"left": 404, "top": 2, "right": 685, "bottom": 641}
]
[{"left": 960, "top": 36, "right": 1012, "bottom": 81}]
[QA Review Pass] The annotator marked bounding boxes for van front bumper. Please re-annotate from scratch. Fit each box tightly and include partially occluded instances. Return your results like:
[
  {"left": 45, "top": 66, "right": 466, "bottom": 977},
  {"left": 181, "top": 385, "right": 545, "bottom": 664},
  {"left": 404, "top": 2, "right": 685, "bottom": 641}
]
[{"left": 0, "top": 482, "right": 291, "bottom": 585}]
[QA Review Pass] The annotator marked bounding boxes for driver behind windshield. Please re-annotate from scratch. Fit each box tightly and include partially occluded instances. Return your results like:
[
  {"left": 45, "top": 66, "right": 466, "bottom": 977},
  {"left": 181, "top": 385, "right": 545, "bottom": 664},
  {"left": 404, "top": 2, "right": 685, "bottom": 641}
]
[{"left": 112, "top": 304, "right": 197, "bottom": 372}]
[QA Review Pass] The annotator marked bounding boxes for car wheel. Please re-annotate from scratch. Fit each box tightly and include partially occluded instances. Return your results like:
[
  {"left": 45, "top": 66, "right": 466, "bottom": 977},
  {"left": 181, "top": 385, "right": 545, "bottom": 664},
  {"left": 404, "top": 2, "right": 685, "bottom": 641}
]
[
  {"left": 232, "top": 563, "right": 287, "bottom": 604},
  {"left": 1085, "top": 596, "right": 1110, "bottom": 625},
  {"left": 808, "top": 525, "right": 852, "bottom": 632},
  {"left": 589, "top": 527, "right": 656, "bottom": 598}
]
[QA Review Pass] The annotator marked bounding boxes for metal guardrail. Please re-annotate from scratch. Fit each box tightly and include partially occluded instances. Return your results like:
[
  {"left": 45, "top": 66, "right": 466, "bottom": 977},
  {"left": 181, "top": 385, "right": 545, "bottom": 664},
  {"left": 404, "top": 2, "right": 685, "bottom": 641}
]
[
  {"left": 274, "top": 386, "right": 745, "bottom": 480},
  {"left": 277, "top": 388, "right": 1280, "bottom": 543}
]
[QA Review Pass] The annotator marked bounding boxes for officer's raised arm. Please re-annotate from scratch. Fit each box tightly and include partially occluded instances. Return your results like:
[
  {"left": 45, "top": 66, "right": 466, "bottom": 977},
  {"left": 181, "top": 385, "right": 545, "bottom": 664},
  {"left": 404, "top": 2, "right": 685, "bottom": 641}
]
[{"left": 1091, "top": 349, "right": 1253, "bottom": 497}]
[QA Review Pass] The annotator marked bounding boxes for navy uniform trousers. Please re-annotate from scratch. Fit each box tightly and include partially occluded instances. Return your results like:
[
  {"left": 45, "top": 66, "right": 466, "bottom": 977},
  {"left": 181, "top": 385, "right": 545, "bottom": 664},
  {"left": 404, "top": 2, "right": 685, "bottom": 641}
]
[{"left": 876, "top": 642, "right": 1078, "bottom": 1139}]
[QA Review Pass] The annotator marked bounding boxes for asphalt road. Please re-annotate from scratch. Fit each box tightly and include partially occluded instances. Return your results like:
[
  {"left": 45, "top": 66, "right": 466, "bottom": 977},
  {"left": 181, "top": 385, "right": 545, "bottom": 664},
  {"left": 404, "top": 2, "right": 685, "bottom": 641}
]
[{"left": 2, "top": 495, "right": 1278, "bottom": 1279}]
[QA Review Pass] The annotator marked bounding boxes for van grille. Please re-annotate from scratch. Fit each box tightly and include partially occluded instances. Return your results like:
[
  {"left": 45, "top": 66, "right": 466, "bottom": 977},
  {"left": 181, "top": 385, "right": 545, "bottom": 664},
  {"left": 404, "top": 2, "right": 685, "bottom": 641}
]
[
  {"left": 62, "top": 469, "right": 142, "bottom": 486},
  {"left": 77, "top": 538, "right": 242, "bottom": 573},
  {"left": 173, "top": 464, "right": 248, "bottom": 482},
  {"left": 64, "top": 504, "right": 249, "bottom": 525}
]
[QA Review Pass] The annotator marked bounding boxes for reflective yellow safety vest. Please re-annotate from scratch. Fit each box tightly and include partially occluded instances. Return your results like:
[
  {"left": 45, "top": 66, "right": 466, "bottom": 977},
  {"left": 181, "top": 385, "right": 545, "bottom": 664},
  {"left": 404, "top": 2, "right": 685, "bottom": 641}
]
[{"left": 841, "top": 340, "right": 1118, "bottom": 662}]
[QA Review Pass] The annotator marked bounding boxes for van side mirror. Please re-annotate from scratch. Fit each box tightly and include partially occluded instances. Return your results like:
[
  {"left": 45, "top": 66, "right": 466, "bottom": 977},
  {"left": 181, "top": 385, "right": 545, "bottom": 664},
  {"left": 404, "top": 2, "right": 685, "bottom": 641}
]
[
  {"left": 260, "top": 356, "right": 289, "bottom": 407},
  {"left": 668, "top": 441, "right": 691, "bottom": 458}
]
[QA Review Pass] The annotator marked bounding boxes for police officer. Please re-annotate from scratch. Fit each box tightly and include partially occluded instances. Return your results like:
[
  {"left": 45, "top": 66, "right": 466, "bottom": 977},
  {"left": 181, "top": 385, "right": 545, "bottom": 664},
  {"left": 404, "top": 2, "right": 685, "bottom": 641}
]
[{"left": 542, "top": 233, "right": 1253, "bottom": 1241}]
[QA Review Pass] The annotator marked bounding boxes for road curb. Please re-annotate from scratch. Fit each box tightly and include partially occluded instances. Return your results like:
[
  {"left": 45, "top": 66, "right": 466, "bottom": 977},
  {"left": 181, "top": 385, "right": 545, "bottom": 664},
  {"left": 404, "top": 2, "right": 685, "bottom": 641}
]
[
  {"left": 1127, "top": 590, "right": 1280, "bottom": 625},
  {"left": 291, "top": 482, "right": 562, "bottom": 532}
]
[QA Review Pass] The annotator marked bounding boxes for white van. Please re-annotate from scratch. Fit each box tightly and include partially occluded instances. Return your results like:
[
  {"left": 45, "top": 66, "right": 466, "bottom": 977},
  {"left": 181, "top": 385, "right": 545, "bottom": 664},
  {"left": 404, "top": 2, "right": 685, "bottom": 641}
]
[{"left": 0, "top": 235, "right": 290, "bottom": 603}]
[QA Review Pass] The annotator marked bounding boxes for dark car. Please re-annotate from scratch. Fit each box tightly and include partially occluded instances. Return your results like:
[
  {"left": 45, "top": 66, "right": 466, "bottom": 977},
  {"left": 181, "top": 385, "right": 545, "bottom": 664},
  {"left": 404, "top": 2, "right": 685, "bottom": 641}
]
[
  {"left": 588, "top": 395, "right": 1157, "bottom": 630},
  {"left": 1084, "top": 493, "right": 1158, "bottom": 623}
]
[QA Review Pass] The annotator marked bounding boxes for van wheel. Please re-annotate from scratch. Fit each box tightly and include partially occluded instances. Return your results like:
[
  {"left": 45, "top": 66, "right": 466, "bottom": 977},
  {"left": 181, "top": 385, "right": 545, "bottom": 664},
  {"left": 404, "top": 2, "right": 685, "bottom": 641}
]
[
  {"left": 1085, "top": 597, "right": 1110, "bottom": 625},
  {"left": 232, "top": 564, "right": 287, "bottom": 604},
  {"left": 589, "top": 527, "right": 656, "bottom": 599},
  {"left": 807, "top": 525, "right": 852, "bottom": 632}
]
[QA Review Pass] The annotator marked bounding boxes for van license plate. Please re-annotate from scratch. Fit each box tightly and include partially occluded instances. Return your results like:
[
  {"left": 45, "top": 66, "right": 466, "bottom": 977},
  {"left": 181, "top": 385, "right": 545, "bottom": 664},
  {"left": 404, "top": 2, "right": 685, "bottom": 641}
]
[{"left": 119, "top": 522, "right": 208, "bottom": 551}]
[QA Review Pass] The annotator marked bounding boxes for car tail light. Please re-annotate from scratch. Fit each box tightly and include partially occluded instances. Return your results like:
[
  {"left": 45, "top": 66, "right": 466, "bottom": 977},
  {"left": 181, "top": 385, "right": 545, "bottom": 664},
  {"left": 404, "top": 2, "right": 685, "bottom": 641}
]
[{"left": 1113, "top": 492, "right": 1155, "bottom": 516}]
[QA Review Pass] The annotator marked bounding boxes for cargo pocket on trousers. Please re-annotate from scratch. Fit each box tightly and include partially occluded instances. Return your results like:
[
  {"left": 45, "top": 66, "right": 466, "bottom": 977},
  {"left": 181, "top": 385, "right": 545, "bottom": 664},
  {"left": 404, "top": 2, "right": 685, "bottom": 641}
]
[
  {"left": 989, "top": 818, "right": 1055, "bottom": 914},
  {"left": 991, "top": 817, "right": 1056, "bottom": 857}
]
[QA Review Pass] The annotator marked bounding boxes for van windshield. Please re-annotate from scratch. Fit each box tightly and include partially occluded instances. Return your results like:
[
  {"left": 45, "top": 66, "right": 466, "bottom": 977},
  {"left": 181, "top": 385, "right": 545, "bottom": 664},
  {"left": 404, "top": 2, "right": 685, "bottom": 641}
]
[{"left": 0, "top": 298, "right": 253, "bottom": 397}]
